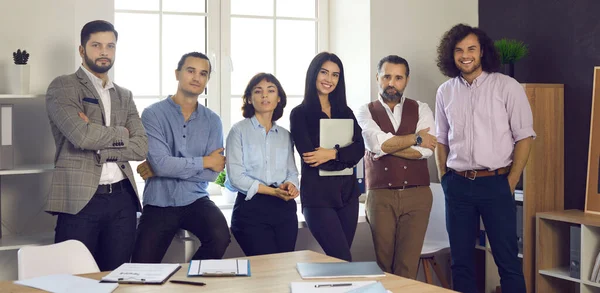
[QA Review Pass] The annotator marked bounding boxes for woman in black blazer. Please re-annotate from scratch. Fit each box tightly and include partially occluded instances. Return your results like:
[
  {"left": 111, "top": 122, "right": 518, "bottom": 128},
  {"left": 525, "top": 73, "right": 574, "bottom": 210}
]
[{"left": 289, "top": 52, "right": 365, "bottom": 262}]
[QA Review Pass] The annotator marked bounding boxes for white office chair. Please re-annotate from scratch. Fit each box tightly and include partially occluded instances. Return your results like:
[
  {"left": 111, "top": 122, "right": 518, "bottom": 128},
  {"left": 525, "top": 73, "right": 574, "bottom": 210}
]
[
  {"left": 17, "top": 239, "right": 100, "bottom": 280},
  {"left": 419, "top": 183, "right": 451, "bottom": 288}
]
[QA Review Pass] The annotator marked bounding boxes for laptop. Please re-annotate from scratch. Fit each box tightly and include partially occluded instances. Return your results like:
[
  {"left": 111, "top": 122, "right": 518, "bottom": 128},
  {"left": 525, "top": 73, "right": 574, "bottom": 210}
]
[{"left": 319, "top": 119, "right": 354, "bottom": 176}]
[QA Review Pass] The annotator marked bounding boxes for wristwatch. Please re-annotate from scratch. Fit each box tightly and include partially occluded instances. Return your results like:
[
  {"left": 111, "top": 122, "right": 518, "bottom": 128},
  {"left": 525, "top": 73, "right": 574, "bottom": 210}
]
[{"left": 415, "top": 134, "right": 422, "bottom": 146}]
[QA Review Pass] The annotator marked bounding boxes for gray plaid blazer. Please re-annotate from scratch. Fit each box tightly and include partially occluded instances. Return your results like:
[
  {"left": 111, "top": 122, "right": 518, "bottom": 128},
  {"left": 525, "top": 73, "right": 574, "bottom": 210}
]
[{"left": 45, "top": 68, "right": 148, "bottom": 214}]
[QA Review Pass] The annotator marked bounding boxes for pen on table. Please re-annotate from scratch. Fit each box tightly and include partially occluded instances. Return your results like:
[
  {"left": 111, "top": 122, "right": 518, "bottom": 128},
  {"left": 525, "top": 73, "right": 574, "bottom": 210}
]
[
  {"left": 315, "top": 283, "right": 352, "bottom": 288},
  {"left": 170, "top": 280, "right": 206, "bottom": 286}
]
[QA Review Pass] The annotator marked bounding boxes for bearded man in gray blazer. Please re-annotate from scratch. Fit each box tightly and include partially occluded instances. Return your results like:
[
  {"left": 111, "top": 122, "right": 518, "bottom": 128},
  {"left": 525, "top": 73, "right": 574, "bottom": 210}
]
[{"left": 45, "top": 20, "right": 148, "bottom": 271}]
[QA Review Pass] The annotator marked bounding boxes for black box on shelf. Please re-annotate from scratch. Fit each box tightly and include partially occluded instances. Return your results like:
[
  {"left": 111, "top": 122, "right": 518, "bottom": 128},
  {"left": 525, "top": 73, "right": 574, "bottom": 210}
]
[{"left": 570, "top": 225, "right": 581, "bottom": 279}]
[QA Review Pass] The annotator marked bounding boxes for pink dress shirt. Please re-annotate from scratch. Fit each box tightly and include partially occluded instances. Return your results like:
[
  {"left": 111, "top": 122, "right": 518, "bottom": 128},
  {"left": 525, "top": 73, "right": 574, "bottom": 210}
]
[{"left": 435, "top": 72, "right": 536, "bottom": 172}]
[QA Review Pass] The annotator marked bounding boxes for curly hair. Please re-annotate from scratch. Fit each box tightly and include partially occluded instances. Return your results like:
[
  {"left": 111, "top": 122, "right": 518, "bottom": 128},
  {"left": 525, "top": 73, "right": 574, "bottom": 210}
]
[
  {"left": 436, "top": 24, "right": 500, "bottom": 78},
  {"left": 241, "top": 73, "right": 287, "bottom": 122}
]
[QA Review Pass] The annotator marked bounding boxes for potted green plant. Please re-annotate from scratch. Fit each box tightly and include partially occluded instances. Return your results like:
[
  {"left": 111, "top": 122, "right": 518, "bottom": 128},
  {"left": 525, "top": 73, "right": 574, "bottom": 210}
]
[
  {"left": 9, "top": 49, "right": 31, "bottom": 94},
  {"left": 215, "top": 171, "right": 237, "bottom": 203},
  {"left": 494, "top": 39, "right": 528, "bottom": 78}
]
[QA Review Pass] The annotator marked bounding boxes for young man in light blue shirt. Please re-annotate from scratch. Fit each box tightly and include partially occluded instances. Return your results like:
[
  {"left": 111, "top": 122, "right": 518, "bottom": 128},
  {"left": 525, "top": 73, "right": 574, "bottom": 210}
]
[{"left": 132, "top": 52, "right": 231, "bottom": 263}]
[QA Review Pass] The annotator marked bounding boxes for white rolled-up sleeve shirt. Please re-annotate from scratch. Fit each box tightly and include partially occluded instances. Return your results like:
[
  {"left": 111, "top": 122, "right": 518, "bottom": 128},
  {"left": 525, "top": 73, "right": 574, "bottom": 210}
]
[{"left": 356, "top": 96, "right": 435, "bottom": 159}]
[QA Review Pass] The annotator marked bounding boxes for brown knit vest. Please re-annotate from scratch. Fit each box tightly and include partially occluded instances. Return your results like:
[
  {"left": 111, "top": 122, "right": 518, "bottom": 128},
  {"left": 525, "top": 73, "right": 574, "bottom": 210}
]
[{"left": 364, "top": 99, "right": 430, "bottom": 189}]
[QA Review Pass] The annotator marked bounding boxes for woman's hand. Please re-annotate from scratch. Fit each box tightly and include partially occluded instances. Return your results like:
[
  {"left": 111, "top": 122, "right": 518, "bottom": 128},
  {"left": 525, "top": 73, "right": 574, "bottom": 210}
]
[
  {"left": 279, "top": 182, "right": 299, "bottom": 199},
  {"left": 302, "top": 147, "right": 336, "bottom": 167}
]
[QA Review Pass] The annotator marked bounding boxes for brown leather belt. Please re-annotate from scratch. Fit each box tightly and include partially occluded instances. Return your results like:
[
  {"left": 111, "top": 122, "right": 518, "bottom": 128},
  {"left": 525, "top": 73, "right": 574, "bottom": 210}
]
[{"left": 452, "top": 166, "right": 511, "bottom": 180}]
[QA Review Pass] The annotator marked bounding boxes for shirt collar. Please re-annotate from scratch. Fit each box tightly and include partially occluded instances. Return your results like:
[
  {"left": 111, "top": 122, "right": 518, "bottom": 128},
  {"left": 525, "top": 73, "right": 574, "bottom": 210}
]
[
  {"left": 250, "top": 115, "right": 278, "bottom": 133},
  {"left": 377, "top": 95, "right": 405, "bottom": 111},
  {"left": 167, "top": 95, "right": 202, "bottom": 119},
  {"left": 459, "top": 71, "right": 489, "bottom": 88},
  {"left": 80, "top": 65, "right": 114, "bottom": 90}
]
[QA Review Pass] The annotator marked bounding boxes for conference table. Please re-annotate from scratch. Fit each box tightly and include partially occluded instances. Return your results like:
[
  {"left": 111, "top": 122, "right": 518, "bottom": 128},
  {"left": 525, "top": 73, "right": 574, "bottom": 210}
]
[{"left": 0, "top": 250, "right": 456, "bottom": 292}]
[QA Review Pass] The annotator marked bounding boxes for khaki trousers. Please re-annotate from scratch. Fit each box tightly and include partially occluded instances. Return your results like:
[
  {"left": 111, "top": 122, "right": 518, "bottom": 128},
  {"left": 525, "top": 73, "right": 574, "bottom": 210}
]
[{"left": 365, "top": 186, "right": 433, "bottom": 279}]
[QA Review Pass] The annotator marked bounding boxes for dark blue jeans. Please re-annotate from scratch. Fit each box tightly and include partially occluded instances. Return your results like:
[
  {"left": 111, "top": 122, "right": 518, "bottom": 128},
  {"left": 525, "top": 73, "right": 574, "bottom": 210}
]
[
  {"left": 442, "top": 171, "right": 525, "bottom": 293},
  {"left": 231, "top": 192, "right": 298, "bottom": 256},
  {"left": 54, "top": 180, "right": 138, "bottom": 271}
]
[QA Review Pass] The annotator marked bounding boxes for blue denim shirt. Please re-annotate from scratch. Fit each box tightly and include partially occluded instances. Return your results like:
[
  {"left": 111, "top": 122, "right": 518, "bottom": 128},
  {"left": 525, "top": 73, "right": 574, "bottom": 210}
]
[
  {"left": 141, "top": 97, "right": 223, "bottom": 207},
  {"left": 225, "top": 116, "right": 299, "bottom": 200}
]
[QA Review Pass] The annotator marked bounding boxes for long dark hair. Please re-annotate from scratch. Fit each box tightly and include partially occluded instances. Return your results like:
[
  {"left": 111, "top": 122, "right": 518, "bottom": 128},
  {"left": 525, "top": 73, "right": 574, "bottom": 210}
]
[
  {"left": 436, "top": 24, "right": 500, "bottom": 78},
  {"left": 241, "top": 73, "right": 287, "bottom": 121},
  {"left": 302, "top": 52, "right": 348, "bottom": 112}
]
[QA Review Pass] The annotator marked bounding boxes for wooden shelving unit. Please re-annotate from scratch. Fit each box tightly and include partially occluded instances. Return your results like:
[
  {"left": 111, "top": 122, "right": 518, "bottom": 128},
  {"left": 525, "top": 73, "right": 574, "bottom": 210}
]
[{"left": 537, "top": 210, "right": 600, "bottom": 293}]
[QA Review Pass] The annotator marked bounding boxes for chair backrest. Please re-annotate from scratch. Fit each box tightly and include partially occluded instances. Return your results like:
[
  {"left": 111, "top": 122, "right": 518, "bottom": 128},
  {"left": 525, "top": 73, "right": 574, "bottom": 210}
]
[
  {"left": 423, "top": 183, "right": 450, "bottom": 244},
  {"left": 17, "top": 239, "right": 100, "bottom": 280}
]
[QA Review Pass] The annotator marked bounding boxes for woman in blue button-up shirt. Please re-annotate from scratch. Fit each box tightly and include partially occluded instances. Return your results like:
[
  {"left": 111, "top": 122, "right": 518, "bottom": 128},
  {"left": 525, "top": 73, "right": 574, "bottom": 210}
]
[{"left": 226, "top": 73, "right": 300, "bottom": 256}]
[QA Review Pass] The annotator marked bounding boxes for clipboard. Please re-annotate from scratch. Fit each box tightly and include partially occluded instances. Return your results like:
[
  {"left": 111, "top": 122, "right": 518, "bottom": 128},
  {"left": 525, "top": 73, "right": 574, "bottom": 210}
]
[
  {"left": 100, "top": 263, "right": 181, "bottom": 284},
  {"left": 187, "top": 259, "right": 251, "bottom": 277}
]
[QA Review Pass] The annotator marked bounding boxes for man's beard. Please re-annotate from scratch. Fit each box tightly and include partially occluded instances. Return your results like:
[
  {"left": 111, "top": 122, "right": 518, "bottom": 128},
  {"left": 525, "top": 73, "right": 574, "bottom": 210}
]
[
  {"left": 84, "top": 52, "right": 113, "bottom": 74},
  {"left": 380, "top": 86, "right": 403, "bottom": 102},
  {"left": 458, "top": 59, "right": 482, "bottom": 76}
]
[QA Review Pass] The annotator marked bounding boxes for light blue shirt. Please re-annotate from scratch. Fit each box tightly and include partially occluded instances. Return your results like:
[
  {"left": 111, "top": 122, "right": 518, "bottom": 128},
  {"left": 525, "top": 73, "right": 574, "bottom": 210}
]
[
  {"left": 141, "top": 97, "right": 223, "bottom": 207},
  {"left": 225, "top": 116, "right": 299, "bottom": 200}
]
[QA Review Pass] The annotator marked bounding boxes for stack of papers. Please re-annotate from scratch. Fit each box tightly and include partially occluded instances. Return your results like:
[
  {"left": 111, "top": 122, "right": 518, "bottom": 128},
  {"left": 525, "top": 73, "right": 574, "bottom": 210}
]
[
  {"left": 101, "top": 263, "right": 181, "bottom": 284},
  {"left": 15, "top": 274, "right": 118, "bottom": 293},
  {"left": 291, "top": 281, "right": 389, "bottom": 293},
  {"left": 188, "top": 259, "right": 250, "bottom": 276}
]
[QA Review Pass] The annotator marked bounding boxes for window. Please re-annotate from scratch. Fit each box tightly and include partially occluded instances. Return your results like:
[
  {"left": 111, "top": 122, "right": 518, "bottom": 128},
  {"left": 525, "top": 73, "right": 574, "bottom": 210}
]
[{"left": 115, "top": 0, "right": 327, "bottom": 193}]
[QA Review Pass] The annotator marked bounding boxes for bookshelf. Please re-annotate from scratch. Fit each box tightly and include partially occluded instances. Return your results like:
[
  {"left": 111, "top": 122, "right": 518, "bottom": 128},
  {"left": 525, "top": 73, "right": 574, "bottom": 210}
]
[
  {"left": 537, "top": 210, "right": 600, "bottom": 293},
  {"left": 585, "top": 67, "right": 600, "bottom": 214},
  {"left": 0, "top": 95, "right": 44, "bottom": 99}
]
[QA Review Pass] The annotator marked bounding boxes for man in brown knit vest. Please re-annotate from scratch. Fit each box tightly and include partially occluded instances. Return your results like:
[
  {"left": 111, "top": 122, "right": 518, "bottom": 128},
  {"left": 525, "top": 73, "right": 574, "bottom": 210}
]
[{"left": 356, "top": 55, "right": 437, "bottom": 279}]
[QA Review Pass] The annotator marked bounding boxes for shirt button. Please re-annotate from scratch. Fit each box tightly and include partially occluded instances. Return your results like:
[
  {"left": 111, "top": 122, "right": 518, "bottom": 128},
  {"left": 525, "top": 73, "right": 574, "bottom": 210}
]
[
  {"left": 404, "top": 166, "right": 407, "bottom": 169},
  {"left": 404, "top": 181, "right": 408, "bottom": 184},
  {"left": 183, "top": 125, "right": 186, "bottom": 128},
  {"left": 384, "top": 167, "right": 388, "bottom": 171},
  {"left": 183, "top": 135, "right": 186, "bottom": 138},
  {"left": 388, "top": 183, "right": 392, "bottom": 187}
]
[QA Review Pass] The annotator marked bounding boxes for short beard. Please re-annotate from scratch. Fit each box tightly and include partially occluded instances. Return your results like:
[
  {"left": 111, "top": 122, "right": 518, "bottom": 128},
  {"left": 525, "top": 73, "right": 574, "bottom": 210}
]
[
  {"left": 458, "top": 60, "right": 482, "bottom": 76},
  {"left": 380, "top": 86, "right": 402, "bottom": 102},
  {"left": 84, "top": 52, "right": 113, "bottom": 74}
]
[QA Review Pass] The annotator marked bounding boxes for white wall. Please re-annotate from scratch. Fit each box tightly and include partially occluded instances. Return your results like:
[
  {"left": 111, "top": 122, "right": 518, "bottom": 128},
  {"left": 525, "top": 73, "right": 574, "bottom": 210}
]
[
  {"left": 0, "top": 0, "right": 114, "bottom": 280},
  {"left": 329, "top": 0, "right": 371, "bottom": 112}
]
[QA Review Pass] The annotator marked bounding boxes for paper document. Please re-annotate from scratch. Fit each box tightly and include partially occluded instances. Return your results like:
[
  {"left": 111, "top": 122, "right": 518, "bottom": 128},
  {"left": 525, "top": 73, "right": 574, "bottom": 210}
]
[
  {"left": 14, "top": 274, "right": 118, "bottom": 293},
  {"left": 188, "top": 259, "right": 250, "bottom": 276},
  {"left": 291, "top": 281, "right": 380, "bottom": 293},
  {"left": 297, "top": 262, "right": 385, "bottom": 279},
  {"left": 101, "top": 263, "right": 181, "bottom": 284}
]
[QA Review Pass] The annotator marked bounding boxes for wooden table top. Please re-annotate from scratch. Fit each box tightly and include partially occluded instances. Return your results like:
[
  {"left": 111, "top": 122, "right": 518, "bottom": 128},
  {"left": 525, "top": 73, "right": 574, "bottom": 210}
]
[{"left": 1, "top": 250, "right": 455, "bottom": 292}]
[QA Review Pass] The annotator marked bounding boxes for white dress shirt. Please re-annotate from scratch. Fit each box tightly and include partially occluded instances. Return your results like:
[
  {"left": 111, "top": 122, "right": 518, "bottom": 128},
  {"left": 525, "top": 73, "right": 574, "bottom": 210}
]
[
  {"left": 81, "top": 65, "right": 126, "bottom": 184},
  {"left": 356, "top": 96, "right": 435, "bottom": 159}
]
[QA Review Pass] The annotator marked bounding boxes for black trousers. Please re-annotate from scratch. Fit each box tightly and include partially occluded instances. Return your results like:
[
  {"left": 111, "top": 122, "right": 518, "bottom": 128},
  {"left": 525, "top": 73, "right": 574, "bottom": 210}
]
[
  {"left": 54, "top": 179, "right": 138, "bottom": 271},
  {"left": 132, "top": 197, "right": 231, "bottom": 263},
  {"left": 231, "top": 192, "right": 298, "bottom": 256},
  {"left": 302, "top": 196, "right": 359, "bottom": 262},
  {"left": 443, "top": 171, "right": 525, "bottom": 293}
]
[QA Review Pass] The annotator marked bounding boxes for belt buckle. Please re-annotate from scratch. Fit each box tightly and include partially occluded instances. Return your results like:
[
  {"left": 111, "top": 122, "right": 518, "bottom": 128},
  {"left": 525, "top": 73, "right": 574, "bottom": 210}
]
[
  {"left": 108, "top": 184, "right": 113, "bottom": 194},
  {"left": 467, "top": 170, "right": 477, "bottom": 180}
]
